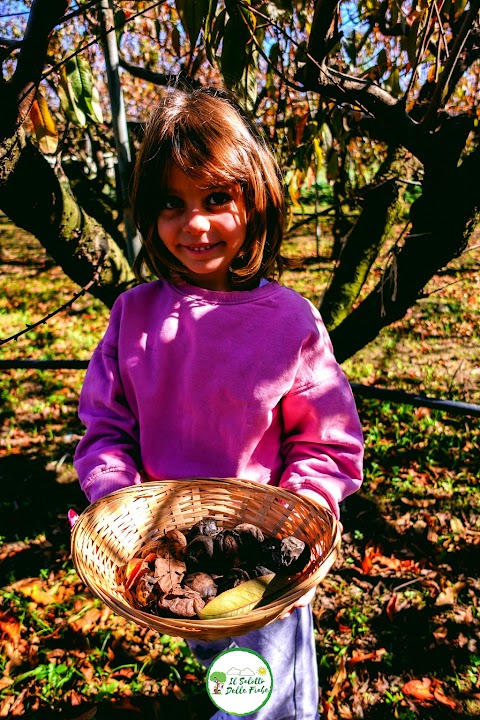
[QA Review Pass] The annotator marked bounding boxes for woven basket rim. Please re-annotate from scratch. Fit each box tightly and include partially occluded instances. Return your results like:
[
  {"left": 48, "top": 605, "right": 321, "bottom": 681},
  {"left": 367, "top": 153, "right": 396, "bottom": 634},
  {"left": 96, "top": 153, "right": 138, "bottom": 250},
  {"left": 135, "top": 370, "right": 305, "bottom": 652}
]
[{"left": 71, "top": 478, "right": 341, "bottom": 638}]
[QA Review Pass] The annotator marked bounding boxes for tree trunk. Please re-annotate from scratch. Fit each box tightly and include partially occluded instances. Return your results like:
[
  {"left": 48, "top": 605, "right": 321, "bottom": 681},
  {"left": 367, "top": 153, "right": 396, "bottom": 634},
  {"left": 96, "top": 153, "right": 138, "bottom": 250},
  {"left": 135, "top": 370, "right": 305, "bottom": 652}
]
[
  {"left": 0, "top": 130, "right": 135, "bottom": 308},
  {"left": 330, "top": 145, "right": 480, "bottom": 362},
  {"left": 320, "top": 177, "right": 399, "bottom": 330}
]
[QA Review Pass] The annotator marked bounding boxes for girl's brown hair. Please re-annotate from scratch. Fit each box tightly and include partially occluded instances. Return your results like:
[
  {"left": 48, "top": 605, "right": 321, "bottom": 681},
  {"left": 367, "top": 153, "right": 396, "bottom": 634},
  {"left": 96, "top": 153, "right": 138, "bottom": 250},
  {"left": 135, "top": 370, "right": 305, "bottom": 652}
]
[{"left": 130, "top": 86, "right": 286, "bottom": 288}]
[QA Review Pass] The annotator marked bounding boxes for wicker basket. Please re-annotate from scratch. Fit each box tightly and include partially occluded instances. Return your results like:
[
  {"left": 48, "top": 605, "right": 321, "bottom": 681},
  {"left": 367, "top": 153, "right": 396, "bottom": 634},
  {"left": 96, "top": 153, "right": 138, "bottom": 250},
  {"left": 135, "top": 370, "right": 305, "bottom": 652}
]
[{"left": 71, "top": 478, "right": 340, "bottom": 641}]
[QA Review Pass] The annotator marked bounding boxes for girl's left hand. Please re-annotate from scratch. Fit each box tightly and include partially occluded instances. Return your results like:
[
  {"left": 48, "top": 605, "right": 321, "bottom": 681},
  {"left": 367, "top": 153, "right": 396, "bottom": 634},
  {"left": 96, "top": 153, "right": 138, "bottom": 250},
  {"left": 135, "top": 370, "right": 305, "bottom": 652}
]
[{"left": 277, "top": 586, "right": 317, "bottom": 620}]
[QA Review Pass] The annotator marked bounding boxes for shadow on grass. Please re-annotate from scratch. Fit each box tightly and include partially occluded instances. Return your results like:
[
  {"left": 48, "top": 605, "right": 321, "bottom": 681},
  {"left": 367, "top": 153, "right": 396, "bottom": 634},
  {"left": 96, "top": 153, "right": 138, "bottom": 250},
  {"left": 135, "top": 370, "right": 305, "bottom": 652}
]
[
  {"left": 0, "top": 454, "right": 88, "bottom": 583},
  {"left": 1, "top": 452, "right": 477, "bottom": 719}
]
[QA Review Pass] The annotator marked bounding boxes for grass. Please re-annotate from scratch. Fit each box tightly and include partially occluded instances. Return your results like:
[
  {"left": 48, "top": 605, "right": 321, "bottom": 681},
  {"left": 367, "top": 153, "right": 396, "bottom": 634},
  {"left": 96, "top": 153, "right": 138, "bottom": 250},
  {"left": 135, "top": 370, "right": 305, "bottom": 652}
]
[{"left": 0, "top": 212, "right": 479, "bottom": 718}]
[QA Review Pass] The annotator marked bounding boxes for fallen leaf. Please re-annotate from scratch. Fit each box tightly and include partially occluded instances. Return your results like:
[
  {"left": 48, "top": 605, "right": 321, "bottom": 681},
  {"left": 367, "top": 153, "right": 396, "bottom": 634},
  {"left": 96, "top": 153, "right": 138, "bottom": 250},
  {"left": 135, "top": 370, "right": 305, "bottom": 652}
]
[
  {"left": 347, "top": 649, "right": 386, "bottom": 671},
  {"left": 450, "top": 517, "right": 465, "bottom": 534},
  {"left": 10, "top": 578, "right": 63, "bottom": 606},
  {"left": 433, "top": 685, "right": 457, "bottom": 709},
  {"left": 69, "top": 607, "right": 103, "bottom": 633},
  {"left": 0, "top": 614, "right": 22, "bottom": 645},
  {"left": 361, "top": 545, "right": 376, "bottom": 573},
  {"left": 329, "top": 654, "right": 347, "bottom": 701},
  {"left": 386, "top": 594, "right": 397, "bottom": 621},
  {"left": 402, "top": 678, "right": 435, "bottom": 702},
  {"left": 433, "top": 625, "right": 448, "bottom": 642},
  {"left": 435, "top": 582, "right": 465, "bottom": 607}
]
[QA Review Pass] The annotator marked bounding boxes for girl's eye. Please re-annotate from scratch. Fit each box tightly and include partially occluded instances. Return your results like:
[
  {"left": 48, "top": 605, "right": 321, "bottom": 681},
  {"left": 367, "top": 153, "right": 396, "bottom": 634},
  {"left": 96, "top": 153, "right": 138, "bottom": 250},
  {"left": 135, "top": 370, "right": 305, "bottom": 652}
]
[
  {"left": 161, "top": 196, "right": 183, "bottom": 211},
  {"left": 207, "top": 191, "right": 233, "bottom": 207}
]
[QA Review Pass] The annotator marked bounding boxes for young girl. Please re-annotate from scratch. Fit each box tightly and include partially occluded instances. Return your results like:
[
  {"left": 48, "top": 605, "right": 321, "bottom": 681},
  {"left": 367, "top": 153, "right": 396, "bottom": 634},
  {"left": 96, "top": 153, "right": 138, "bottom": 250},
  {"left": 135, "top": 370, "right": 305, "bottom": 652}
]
[{"left": 74, "top": 86, "right": 363, "bottom": 720}]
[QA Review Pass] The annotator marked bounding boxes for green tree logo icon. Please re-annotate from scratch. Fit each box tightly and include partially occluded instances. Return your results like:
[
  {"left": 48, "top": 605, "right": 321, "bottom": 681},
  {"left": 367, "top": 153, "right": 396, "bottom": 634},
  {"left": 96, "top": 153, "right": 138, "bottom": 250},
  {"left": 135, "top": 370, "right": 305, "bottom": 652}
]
[{"left": 210, "top": 671, "right": 227, "bottom": 694}]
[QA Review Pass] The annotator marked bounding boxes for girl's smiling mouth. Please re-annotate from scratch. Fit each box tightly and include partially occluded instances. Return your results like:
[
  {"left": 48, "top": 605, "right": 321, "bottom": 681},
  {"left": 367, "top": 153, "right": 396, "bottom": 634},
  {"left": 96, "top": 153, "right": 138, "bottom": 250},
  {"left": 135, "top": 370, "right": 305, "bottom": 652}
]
[{"left": 183, "top": 242, "right": 223, "bottom": 254}]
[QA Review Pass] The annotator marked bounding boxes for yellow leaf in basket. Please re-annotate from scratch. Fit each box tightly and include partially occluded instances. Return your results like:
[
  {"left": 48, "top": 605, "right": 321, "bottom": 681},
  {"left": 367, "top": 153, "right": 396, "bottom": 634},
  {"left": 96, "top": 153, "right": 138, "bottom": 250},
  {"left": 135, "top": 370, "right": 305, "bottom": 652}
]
[{"left": 197, "top": 574, "right": 291, "bottom": 620}]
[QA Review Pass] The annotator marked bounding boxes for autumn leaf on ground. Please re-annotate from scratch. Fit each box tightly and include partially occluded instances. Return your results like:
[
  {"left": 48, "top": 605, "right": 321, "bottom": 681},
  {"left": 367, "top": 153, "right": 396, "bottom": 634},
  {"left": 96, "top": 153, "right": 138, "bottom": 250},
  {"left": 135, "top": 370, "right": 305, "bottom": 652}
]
[
  {"left": 402, "top": 677, "right": 456, "bottom": 709},
  {"left": 402, "top": 677, "right": 435, "bottom": 701},
  {"left": 433, "top": 684, "right": 457, "bottom": 710},
  {"left": 386, "top": 593, "right": 397, "bottom": 621},
  {"left": 328, "top": 653, "right": 348, "bottom": 702},
  {"left": 347, "top": 649, "right": 386, "bottom": 671},
  {"left": 9, "top": 577, "right": 66, "bottom": 605},
  {"left": 435, "top": 581, "right": 466, "bottom": 606},
  {"left": 0, "top": 613, "right": 22, "bottom": 645}
]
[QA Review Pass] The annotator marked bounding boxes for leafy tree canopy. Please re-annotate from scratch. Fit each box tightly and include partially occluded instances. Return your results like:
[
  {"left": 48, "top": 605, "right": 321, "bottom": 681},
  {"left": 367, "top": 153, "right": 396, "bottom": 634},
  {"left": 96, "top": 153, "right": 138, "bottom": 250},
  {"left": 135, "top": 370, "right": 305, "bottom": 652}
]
[{"left": 0, "top": 0, "right": 479, "bottom": 361}]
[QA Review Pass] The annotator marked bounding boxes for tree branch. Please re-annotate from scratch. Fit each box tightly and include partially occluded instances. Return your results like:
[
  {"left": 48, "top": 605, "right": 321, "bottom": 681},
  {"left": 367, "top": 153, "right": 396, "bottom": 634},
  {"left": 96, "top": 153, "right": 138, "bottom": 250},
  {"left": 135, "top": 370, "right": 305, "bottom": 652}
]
[
  {"left": 422, "top": 0, "right": 480, "bottom": 126},
  {"left": 301, "top": 63, "right": 431, "bottom": 162},
  {"left": 0, "top": 0, "right": 68, "bottom": 139},
  {"left": 306, "top": 0, "right": 341, "bottom": 64},
  {"left": 118, "top": 56, "right": 179, "bottom": 88},
  {"left": 11, "top": 0, "right": 69, "bottom": 119}
]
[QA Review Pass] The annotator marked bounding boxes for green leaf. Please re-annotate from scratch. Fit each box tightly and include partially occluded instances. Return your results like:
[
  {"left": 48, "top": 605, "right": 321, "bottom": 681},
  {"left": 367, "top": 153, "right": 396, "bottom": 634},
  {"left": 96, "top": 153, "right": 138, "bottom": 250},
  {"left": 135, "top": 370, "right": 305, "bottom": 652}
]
[
  {"left": 58, "top": 64, "right": 87, "bottom": 127},
  {"left": 114, "top": 9, "right": 127, "bottom": 43},
  {"left": 63, "top": 54, "right": 103, "bottom": 124},
  {"left": 65, "top": 55, "right": 91, "bottom": 107},
  {"left": 220, "top": 15, "right": 250, "bottom": 87},
  {"left": 205, "top": 3, "right": 225, "bottom": 65},
  {"left": 386, "top": 67, "right": 401, "bottom": 98},
  {"left": 377, "top": 48, "right": 388, "bottom": 78},
  {"left": 176, "top": 0, "right": 209, "bottom": 48},
  {"left": 85, "top": 84, "right": 104, "bottom": 124},
  {"left": 197, "top": 574, "right": 291, "bottom": 619}
]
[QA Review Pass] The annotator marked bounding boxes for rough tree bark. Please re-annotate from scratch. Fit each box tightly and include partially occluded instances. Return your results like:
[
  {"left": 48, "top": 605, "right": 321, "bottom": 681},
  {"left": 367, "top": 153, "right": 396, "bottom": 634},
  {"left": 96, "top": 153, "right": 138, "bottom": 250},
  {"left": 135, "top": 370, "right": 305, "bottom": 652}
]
[{"left": 0, "top": 0, "right": 135, "bottom": 308}]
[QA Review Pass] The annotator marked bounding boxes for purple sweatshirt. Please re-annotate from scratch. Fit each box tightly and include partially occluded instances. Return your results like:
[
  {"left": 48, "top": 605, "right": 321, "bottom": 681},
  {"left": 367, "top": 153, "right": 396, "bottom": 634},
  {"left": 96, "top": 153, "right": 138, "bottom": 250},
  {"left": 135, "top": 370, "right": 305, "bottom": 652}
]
[{"left": 74, "top": 279, "right": 363, "bottom": 516}]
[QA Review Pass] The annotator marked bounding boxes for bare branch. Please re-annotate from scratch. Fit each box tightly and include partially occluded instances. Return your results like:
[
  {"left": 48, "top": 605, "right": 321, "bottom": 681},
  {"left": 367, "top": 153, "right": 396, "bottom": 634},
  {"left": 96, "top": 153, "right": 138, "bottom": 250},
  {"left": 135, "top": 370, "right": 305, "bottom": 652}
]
[
  {"left": 0, "top": 36, "right": 21, "bottom": 50},
  {"left": 118, "top": 56, "right": 178, "bottom": 88},
  {"left": 422, "top": 0, "right": 480, "bottom": 126}
]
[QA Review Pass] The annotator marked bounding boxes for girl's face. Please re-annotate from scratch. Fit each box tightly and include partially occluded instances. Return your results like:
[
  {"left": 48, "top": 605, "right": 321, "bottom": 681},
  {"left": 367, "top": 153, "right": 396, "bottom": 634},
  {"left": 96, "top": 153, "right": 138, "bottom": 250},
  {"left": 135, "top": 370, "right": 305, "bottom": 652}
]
[{"left": 157, "top": 165, "right": 248, "bottom": 291}]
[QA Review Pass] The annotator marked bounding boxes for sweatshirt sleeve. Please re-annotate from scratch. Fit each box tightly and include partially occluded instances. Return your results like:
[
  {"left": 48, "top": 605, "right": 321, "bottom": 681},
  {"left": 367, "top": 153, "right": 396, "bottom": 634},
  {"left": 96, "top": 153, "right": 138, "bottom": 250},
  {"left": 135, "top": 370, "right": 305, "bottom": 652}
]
[
  {"left": 279, "top": 311, "right": 364, "bottom": 519},
  {"left": 73, "top": 301, "right": 142, "bottom": 504}
]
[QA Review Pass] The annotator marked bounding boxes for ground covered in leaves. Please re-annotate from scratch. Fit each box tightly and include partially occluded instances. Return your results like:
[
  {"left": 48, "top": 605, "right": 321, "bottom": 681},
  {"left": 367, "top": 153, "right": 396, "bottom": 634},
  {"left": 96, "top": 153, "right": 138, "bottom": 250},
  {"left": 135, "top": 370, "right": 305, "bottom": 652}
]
[{"left": 0, "top": 215, "right": 479, "bottom": 718}]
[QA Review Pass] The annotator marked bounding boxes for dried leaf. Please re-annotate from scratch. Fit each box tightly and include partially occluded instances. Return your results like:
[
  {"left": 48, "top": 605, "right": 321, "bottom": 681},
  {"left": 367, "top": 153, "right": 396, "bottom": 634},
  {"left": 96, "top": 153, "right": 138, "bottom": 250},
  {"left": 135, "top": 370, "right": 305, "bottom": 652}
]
[
  {"left": 154, "top": 529, "right": 187, "bottom": 559},
  {"left": 159, "top": 591, "right": 205, "bottom": 618},
  {"left": 435, "top": 582, "right": 465, "bottom": 607},
  {"left": 402, "top": 678, "right": 435, "bottom": 701},
  {"left": 450, "top": 517, "right": 465, "bottom": 534},
  {"left": 29, "top": 90, "right": 58, "bottom": 154},
  {"left": 10, "top": 578, "right": 63, "bottom": 606},
  {"left": 347, "top": 649, "right": 386, "bottom": 671},
  {"left": 361, "top": 544, "right": 376, "bottom": 574},
  {"left": 154, "top": 557, "right": 186, "bottom": 593},
  {"left": 386, "top": 593, "right": 397, "bottom": 621},
  {"left": 0, "top": 614, "right": 22, "bottom": 645},
  {"left": 433, "top": 685, "right": 456, "bottom": 709},
  {"left": 134, "top": 574, "right": 157, "bottom": 607},
  {"left": 329, "top": 654, "right": 347, "bottom": 701}
]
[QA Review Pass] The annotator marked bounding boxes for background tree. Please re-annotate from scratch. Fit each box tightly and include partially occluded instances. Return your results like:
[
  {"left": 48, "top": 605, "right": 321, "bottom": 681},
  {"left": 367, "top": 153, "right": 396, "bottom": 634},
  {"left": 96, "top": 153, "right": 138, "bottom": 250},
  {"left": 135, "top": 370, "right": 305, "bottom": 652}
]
[{"left": 0, "top": 0, "right": 479, "bottom": 362}]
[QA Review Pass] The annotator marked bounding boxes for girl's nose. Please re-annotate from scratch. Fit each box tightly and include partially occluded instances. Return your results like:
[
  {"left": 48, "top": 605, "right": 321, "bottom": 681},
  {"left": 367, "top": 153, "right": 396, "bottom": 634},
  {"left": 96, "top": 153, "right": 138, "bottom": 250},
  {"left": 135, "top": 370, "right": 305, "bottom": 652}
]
[{"left": 183, "top": 210, "right": 210, "bottom": 235}]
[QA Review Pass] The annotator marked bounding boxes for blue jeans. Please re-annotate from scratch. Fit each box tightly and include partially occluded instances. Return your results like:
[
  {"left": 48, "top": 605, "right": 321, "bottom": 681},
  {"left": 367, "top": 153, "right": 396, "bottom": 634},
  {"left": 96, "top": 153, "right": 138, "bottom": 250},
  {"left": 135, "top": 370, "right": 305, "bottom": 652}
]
[{"left": 188, "top": 605, "right": 320, "bottom": 719}]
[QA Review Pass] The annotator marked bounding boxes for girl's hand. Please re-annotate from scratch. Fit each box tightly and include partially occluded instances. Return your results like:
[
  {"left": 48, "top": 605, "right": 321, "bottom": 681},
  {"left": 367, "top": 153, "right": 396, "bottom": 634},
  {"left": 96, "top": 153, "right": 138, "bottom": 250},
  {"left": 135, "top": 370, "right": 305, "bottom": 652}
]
[{"left": 277, "top": 586, "right": 317, "bottom": 620}]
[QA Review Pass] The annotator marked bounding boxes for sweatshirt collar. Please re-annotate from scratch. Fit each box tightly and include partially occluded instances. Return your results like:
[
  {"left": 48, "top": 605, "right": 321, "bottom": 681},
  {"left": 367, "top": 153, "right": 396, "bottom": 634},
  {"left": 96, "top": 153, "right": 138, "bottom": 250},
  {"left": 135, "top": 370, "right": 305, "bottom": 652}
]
[{"left": 169, "top": 280, "right": 279, "bottom": 305}]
